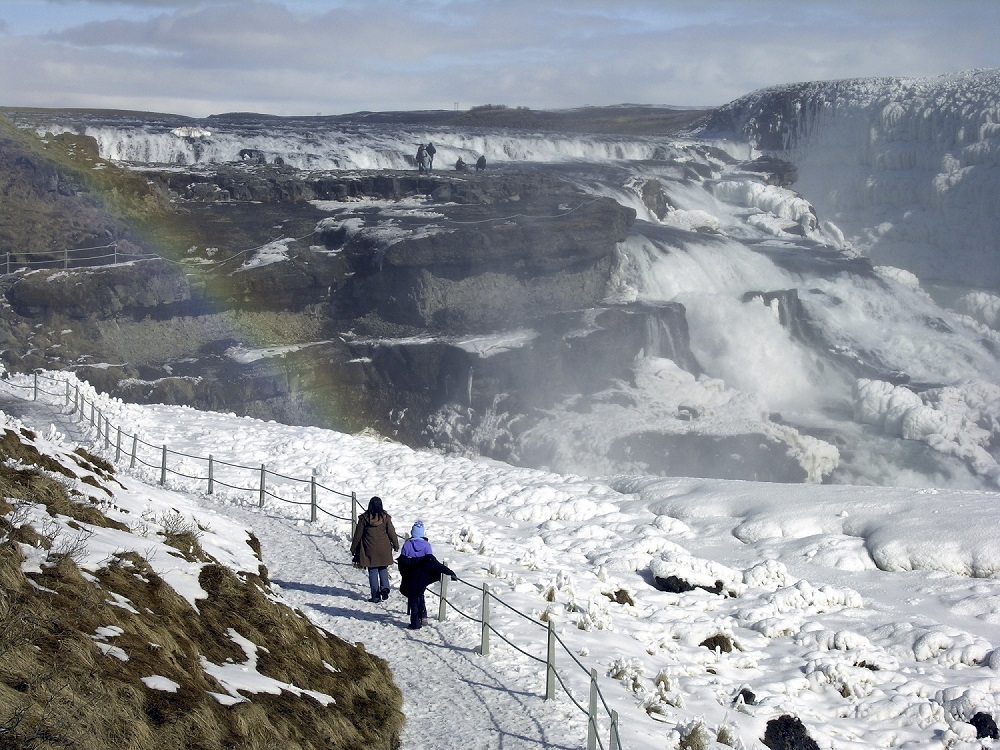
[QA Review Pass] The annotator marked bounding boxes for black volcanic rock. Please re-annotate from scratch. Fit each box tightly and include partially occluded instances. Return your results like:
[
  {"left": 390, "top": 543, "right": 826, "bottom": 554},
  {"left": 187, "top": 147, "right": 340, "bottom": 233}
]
[
  {"left": 7, "top": 259, "right": 200, "bottom": 320},
  {"left": 221, "top": 247, "right": 343, "bottom": 311},
  {"left": 331, "top": 174, "right": 636, "bottom": 331},
  {"left": 736, "top": 156, "right": 798, "bottom": 187}
]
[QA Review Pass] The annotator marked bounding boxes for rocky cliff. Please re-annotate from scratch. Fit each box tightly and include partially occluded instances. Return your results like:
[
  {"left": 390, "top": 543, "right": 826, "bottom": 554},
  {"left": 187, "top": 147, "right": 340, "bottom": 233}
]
[{"left": 0, "top": 116, "right": 695, "bottom": 463}]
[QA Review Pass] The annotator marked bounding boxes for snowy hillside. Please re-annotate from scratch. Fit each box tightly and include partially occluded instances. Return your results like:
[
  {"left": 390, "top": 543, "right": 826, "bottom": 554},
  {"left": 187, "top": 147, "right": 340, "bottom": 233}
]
[
  {"left": 0, "top": 388, "right": 404, "bottom": 748},
  {"left": 4, "top": 370, "right": 1000, "bottom": 750}
]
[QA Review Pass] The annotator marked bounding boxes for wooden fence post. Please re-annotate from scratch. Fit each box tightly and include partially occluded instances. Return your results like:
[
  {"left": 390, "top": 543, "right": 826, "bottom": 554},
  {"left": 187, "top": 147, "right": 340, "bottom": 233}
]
[
  {"left": 438, "top": 576, "right": 448, "bottom": 622},
  {"left": 65, "top": 380, "right": 70, "bottom": 406},
  {"left": 259, "top": 464, "right": 266, "bottom": 508},
  {"left": 545, "top": 620, "right": 556, "bottom": 700},
  {"left": 104, "top": 415, "right": 111, "bottom": 449},
  {"left": 208, "top": 455, "right": 214, "bottom": 495},
  {"left": 351, "top": 491, "right": 358, "bottom": 537},
  {"left": 587, "top": 669, "right": 599, "bottom": 750},
  {"left": 160, "top": 445, "right": 167, "bottom": 485},
  {"left": 32, "top": 373, "right": 38, "bottom": 401},
  {"left": 481, "top": 583, "right": 490, "bottom": 656},
  {"left": 130, "top": 435, "right": 137, "bottom": 469},
  {"left": 610, "top": 710, "right": 621, "bottom": 750},
  {"left": 310, "top": 474, "right": 317, "bottom": 523},
  {"left": 115, "top": 427, "right": 122, "bottom": 463}
]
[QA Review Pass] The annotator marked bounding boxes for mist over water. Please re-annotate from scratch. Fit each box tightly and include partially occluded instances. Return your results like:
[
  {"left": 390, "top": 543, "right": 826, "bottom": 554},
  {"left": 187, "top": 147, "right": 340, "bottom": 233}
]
[{"left": 19, "top": 75, "right": 1000, "bottom": 490}]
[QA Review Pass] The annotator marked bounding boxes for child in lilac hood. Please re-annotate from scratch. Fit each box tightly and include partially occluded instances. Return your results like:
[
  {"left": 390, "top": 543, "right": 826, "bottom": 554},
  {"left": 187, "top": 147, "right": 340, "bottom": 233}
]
[
  {"left": 400, "top": 520, "right": 434, "bottom": 558},
  {"left": 397, "top": 520, "right": 456, "bottom": 629}
]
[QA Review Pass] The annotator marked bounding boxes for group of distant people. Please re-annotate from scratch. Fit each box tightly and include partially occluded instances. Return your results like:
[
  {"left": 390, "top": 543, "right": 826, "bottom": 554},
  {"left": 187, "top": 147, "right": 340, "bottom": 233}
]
[
  {"left": 456, "top": 155, "right": 487, "bottom": 172},
  {"left": 350, "top": 496, "right": 456, "bottom": 630},
  {"left": 415, "top": 142, "right": 436, "bottom": 172},
  {"left": 415, "top": 142, "right": 487, "bottom": 173}
]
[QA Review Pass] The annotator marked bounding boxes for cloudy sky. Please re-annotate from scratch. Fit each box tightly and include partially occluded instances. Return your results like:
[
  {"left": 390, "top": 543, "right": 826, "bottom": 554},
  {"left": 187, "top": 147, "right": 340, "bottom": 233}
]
[{"left": 2, "top": 0, "right": 999, "bottom": 118}]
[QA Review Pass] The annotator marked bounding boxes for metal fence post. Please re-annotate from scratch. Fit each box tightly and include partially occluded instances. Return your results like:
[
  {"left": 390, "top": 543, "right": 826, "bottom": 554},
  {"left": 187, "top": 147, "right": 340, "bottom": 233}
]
[
  {"left": 160, "top": 445, "right": 167, "bottom": 485},
  {"left": 130, "top": 435, "right": 137, "bottom": 469},
  {"left": 89, "top": 401, "right": 95, "bottom": 428},
  {"left": 95, "top": 410, "right": 102, "bottom": 442},
  {"left": 587, "top": 669, "right": 599, "bottom": 750},
  {"left": 32, "top": 373, "right": 38, "bottom": 401},
  {"left": 208, "top": 455, "right": 214, "bottom": 495},
  {"left": 610, "top": 710, "right": 621, "bottom": 750},
  {"left": 438, "top": 576, "right": 448, "bottom": 622},
  {"left": 115, "top": 427, "right": 122, "bottom": 462},
  {"left": 545, "top": 620, "right": 556, "bottom": 700},
  {"left": 65, "top": 380, "right": 70, "bottom": 406},
  {"left": 351, "top": 491, "right": 358, "bottom": 537},
  {"left": 104, "top": 415, "right": 111, "bottom": 449},
  {"left": 259, "top": 464, "right": 266, "bottom": 508},
  {"left": 481, "top": 583, "right": 490, "bottom": 656},
  {"left": 310, "top": 473, "right": 317, "bottom": 523}
]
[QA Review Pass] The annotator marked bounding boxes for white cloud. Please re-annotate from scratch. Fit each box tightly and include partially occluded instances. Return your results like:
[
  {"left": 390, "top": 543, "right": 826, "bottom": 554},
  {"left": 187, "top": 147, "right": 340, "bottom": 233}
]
[{"left": 1, "top": 0, "right": 999, "bottom": 116}]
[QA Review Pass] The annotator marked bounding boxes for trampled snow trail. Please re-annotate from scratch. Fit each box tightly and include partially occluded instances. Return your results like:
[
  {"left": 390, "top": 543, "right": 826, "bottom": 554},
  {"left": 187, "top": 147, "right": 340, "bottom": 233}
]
[
  {"left": 233, "top": 511, "right": 583, "bottom": 750},
  {"left": 0, "top": 393, "right": 583, "bottom": 750}
]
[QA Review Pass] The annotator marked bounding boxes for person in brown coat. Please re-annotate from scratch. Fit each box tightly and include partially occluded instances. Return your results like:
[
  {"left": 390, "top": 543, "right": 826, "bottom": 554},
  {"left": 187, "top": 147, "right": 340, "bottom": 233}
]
[{"left": 350, "top": 496, "right": 400, "bottom": 602}]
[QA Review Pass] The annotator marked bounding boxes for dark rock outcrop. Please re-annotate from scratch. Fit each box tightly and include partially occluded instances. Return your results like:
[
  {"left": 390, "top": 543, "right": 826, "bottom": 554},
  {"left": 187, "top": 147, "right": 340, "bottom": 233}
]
[
  {"left": 7, "top": 259, "right": 200, "bottom": 320},
  {"left": 762, "top": 714, "right": 820, "bottom": 750},
  {"left": 337, "top": 196, "right": 634, "bottom": 330},
  {"left": 636, "top": 178, "right": 670, "bottom": 219},
  {"left": 742, "top": 289, "right": 818, "bottom": 345},
  {"left": 736, "top": 156, "right": 798, "bottom": 187},
  {"left": 654, "top": 575, "right": 724, "bottom": 595},
  {"left": 971, "top": 712, "right": 999, "bottom": 740}
]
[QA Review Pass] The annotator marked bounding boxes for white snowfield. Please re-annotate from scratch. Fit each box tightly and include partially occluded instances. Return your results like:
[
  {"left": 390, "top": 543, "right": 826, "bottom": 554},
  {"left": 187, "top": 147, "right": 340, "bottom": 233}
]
[{"left": 3, "top": 372, "right": 1000, "bottom": 750}]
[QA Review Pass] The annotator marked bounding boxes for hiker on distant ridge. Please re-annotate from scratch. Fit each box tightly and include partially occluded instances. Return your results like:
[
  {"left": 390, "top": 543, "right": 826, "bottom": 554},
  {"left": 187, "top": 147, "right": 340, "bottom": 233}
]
[
  {"left": 426, "top": 142, "right": 436, "bottom": 171},
  {"left": 416, "top": 144, "right": 428, "bottom": 173},
  {"left": 351, "top": 496, "right": 399, "bottom": 602},
  {"left": 397, "top": 520, "right": 456, "bottom": 630}
]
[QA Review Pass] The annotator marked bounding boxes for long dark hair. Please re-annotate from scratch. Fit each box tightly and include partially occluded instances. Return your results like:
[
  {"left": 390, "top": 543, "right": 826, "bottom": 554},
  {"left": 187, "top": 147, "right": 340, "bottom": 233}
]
[{"left": 366, "top": 496, "right": 386, "bottom": 521}]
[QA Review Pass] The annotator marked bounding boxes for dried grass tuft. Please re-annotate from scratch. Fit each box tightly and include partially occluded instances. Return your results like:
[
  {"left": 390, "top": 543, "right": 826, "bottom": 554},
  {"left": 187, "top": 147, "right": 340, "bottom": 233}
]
[{"left": 0, "top": 423, "right": 405, "bottom": 749}]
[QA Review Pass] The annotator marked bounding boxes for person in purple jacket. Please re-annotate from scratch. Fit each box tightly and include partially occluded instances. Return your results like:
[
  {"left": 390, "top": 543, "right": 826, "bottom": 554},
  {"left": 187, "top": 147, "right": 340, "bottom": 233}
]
[{"left": 397, "top": 520, "right": 456, "bottom": 630}]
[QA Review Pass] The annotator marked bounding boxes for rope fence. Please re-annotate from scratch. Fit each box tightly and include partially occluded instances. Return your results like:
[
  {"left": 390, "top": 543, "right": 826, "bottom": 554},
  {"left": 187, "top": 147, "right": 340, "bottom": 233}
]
[
  {"left": 1, "top": 242, "right": 160, "bottom": 276},
  {"left": 4, "top": 370, "right": 626, "bottom": 750}
]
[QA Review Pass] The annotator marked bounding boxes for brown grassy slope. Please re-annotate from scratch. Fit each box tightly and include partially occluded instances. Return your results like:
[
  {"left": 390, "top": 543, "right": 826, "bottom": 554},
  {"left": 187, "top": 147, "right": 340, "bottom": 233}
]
[
  {"left": 0, "top": 114, "right": 182, "bottom": 262},
  {"left": 0, "top": 425, "right": 404, "bottom": 750}
]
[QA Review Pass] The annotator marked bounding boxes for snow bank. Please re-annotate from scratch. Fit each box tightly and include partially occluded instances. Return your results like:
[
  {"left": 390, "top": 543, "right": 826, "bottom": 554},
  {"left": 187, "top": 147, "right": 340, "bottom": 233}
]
[{"left": 853, "top": 379, "right": 1000, "bottom": 485}]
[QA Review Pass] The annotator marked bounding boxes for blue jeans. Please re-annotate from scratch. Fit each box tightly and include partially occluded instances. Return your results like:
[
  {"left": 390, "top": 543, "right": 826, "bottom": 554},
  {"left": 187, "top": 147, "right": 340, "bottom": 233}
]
[{"left": 368, "top": 567, "right": 389, "bottom": 600}]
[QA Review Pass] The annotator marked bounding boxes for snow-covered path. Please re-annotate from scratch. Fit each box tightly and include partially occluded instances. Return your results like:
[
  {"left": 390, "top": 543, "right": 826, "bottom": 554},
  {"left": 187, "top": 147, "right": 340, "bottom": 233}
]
[
  {"left": 237, "top": 507, "right": 581, "bottom": 750},
  {"left": 0, "top": 392, "right": 584, "bottom": 750}
]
